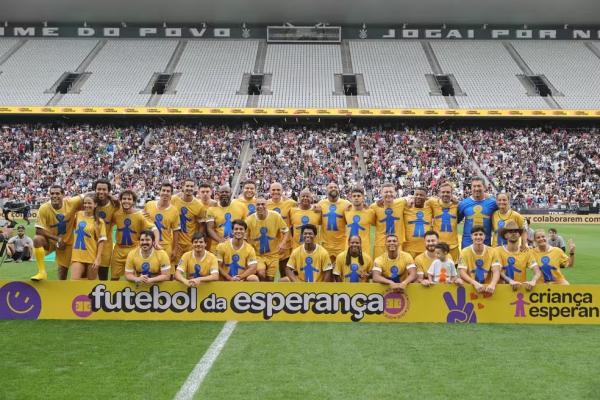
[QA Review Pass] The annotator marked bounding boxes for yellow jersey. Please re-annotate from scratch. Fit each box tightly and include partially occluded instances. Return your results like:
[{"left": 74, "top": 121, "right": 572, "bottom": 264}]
[
  {"left": 206, "top": 202, "right": 248, "bottom": 241},
  {"left": 96, "top": 200, "right": 117, "bottom": 265},
  {"left": 36, "top": 196, "right": 83, "bottom": 245},
  {"left": 414, "top": 251, "right": 437, "bottom": 277},
  {"left": 71, "top": 211, "right": 107, "bottom": 264},
  {"left": 125, "top": 247, "right": 171, "bottom": 277},
  {"left": 492, "top": 209, "right": 526, "bottom": 247},
  {"left": 289, "top": 207, "right": 322, "bottom": 248},
  {"left": 232, "top": 197, "right": 257, "bottom": 216},
  {"left": 403, "top": 205, "right": 434, "bottom": 254},
  {"left": 318, "top": 198, "right": 351, "bottom": 257},
  {"left": 531, "top": 246, "right": 569, "bottom": 283},
  {"left": 458, "top": 246, "right": 501, "bottom": 284},
  {"left": 334, "top": 250, "right": 373, "bottom": 283},
  {"left": 495, "top": 246, "right": 537, "bottom": 282},
  {"left": 373, "top": 251, "right": 416, "bottom": 283},
  {"left": 215, "top": 239, "right": 258, "bottom": 276},
  {"left": 344, "top": 207, "right": 375, "bottom": 256},
  {"left": 245, "top": 211, "right": 289, "bottom": 258},
  {"left": 112, "top": 208, "right": 155, "bottom": 247},
  {"left": 430, "top": 199, "right": 459, "bottom": 248},
  {"left": 176, "top": 250, "right": 219, "bottom": 278},
  {"left": 287, "top": 244, "right": 332, "bottom": 282},
  {"left": 172, "top": 195, "right": 205, "bottom": 248},
  {"left": 266, "top": 198, "right": 297, "bottom": 227},
  {"left": 143, "top": 201, "right": 180, "bottom": 250},
  {"left": 370, "top": 199, "right": 406, "bottom": 249}
]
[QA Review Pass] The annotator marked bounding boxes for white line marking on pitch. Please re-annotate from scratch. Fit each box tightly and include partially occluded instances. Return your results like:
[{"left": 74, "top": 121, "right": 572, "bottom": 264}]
[{"left": 174, "top": 321, "right": 237, "bottom": 400}]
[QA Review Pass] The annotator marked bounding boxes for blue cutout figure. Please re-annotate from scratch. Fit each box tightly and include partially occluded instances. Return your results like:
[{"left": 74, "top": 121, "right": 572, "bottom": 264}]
[
  {"left": 324, "top": 204, "right": 343, "bottom": 231},
  {"left": 540, "top": 256, "right": 556, "bottom": 283},
  {"left": 408, "top": 211, "right": 429, "bottom": 238},
  {"left": 390, "top": 266, "right": 400, "bottom": 283},
  {"left": 248, "top": 204, "right": 256, "bottom": 215},
  {"left": 193, "top": 264, "right": 202, "bottom": 278},
  {"left": 154, "top": 214, "right": 165, "bottom": 241},
  {"left": 228, "top": 254, "right": 242, "bottom": 276},
  {"left": 345, "top": 263, "right": 361, "bottom": 283},
  {"left": 380, "top": 208, "right": 399, "bottom": 235},
  {"left": 471, "top": 259, "right": 488, "bottom": 284},
  {"left": 347, "top": 215, "right": 365, "bottom": 237},
  {"left": 98, "top": 211, "right": 107, "bottom": 223},
  {"left": 273, "top": 207, "right": 281, "bottom": 214},
  {"left": 51, "top": 214, "right": 68, "bottom": 235},
  {"left": 220, "top": 212, "right": 233, "bottom": 238},
  {"left": 503, "top": 256, "right": 522, "bottom": 280},
  {"left": 435, "top": 208, "right": 456, "bottom": 232},
  {"left": 257, "top": 227, "right": 275, "bottom": 254},
  {"left": 301, "top": 256, "right": 319, "bottom": 282},
  {"left": 496, "top": 220, "right": 507, "bottom": 245},
  {"left": 74, "top": 221, "right": 90, "bottom": 250},
  {"left": 179, "top": 207, "right": 192, "bottom": 233},
  {"left": 118, "top": 218, "right": 136, "bottom": 246},
  {"left": 141, "top": 262, "right": 151, "bottom": 277}
]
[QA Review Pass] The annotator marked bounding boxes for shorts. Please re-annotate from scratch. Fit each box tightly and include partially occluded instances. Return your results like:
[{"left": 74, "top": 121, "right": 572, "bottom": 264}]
[
  {"left": 110, "top": 245, "right": 135, "bottom": 279},
  {"left": 44, "top": 240, "right": 73, "bottom": 268},
  {"left": 11, "top": 249, "right": 32, "bottom": 261},
  {"left": 373, "top": 245, "right": 386, "bottom": 259},
  {"left": 449, "top": 247, "right": 460, "bottom": 264},
  {"left": 257, "top": 256, "right": 279, "bottom": 278},
  {"left": 100, "top": 240, "right": 113, "bottom": 267}
]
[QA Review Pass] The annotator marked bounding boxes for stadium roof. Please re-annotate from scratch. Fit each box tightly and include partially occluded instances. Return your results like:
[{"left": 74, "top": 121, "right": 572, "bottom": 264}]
[{"left": 3, "top": 0, "right": 600, "bottom": 25}]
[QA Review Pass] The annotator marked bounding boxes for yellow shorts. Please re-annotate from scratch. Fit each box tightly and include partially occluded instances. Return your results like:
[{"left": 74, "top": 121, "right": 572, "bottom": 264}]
[
  {"left": 449, "top": 247, "right": 460, "bottom": 264},
  {"left": 257, "top": 256, "right": 280, "bottom": 278},
  {"left": 100, "top": 240, "right": 113, "bottom": 267},
  {"left": 45, "top": 240, "right": 73, "bottom": 268},
  {"left": 110, "top": 246, "right": 136, "bottom": 279},
  {"left": 406, "top": 250, "right": 422, "bottom": 260}
]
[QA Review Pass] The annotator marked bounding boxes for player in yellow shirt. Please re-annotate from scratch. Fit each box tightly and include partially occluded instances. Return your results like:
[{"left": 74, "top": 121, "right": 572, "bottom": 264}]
[
  {"left": 93, "top": 179, "right": 119, "bottom": 281},
  {"left": 334, "top": 236, "right": 373, "bottom": 282},
  {"left": 124, "top": 230, "right": 171, "bottom": 284},
  {"left": 531, "top": 229, "right": 575, "bottom": 285},
  {"left": 216, "top": 220, "right": 259, "bottom": 282},
  {"left": 232, "top": 179, "right": 257, "bottom": 215},
  {"left": 207, "top": 185, "right": 248, "bottom": 252},
  {"left": 246, "top": 197, "right": 290, "bottom": 281},
  {"left": 370, "top": 183, "right": 406, "bottom": 258},
  {"left": 372, "top": 234, "right": 417, "bottom": 291},
  {"left": 70, "top": 195, "right": 107, "bottom": 280},
  {"left": 415, "top": 231, "right": 439, "bottom": 285},
  {"left": 290, "top": 189, "right": 322, "bottom": 249},
  {"left": 32, "top": 184, "right": 83, "bottom": 280},
  {"left": 172, "top": 179, "right": 205, "bottom": 259},
  {"left": 144, "top": 182, "right": 180, "bottom": 264},
  {"left": 457, "top": 226, "right": 501, "bottom": 294},
  {"left": 110, "top": 190, "right": 158, "bottom": 280},
  {"left": 285, "top": 224, "right": 333, "bottom": 282},
  {"left": 403, "top": 187, "right": 433, "bottom": 258},
  {"left": 492, "top": 193, "right": 527, "bottom": 249},
  {"left": 175, "top": 232, "right": 219, "bottom": 287},
  {"left": 197, "top": 181, "right": 218, "bottom": 250},
  {"left": 344, "top": 187, "right": 375, "bottom": 257},
  {"left": 318, "top": 182, "right": 351, "bottom": 261},
  {"left": 430, "top": 182, "right": 460, "bottom": 261},
  {"left": 266, "top": 182, "right": 297, "bottom": 276},
  {"left": 496, "top": 220, "right": 541, "bottom": 290}
]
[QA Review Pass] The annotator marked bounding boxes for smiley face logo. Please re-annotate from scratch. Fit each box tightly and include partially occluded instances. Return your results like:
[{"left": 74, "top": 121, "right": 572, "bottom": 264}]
[{"left": 0, "top": 282, "right": 42, "bottom": 320}]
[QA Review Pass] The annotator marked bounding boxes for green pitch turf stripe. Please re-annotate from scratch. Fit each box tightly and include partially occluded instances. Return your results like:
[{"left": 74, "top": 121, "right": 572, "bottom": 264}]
[{"left": 174, "top": 321, "right": 237, "bottom": 400}]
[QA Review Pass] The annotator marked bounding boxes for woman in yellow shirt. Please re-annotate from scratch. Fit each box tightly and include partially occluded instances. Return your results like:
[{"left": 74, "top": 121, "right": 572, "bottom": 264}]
[{"left": 70, "top": 194, "right": 107, "bottom": 280}]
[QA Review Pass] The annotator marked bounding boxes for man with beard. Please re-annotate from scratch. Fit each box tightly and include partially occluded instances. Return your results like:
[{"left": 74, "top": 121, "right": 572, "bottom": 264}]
[
  {"left": 318, "top": 182, "right": 351, "bottom": 262},
  {"left": 415, "top": 230, "right": 439, "bottom": 285},
  {"left": 496, "top": 220, "right": 541, "bottom": 290},
  {"left": 370, "top": 183, "right": 406, "bottom": 259},
  {"left": 92, "top": 179, "right": 119, "bottom": 280},
  {"left": 344, "top": 187, "right": 375, "bottom": 257},
  {"left": 266, "top": 182, "right": 297, "bottom": 277},
  {"left": 333, "top": 235, "right": 372, "bottom": 282},
  {"left": 431, "top": 182, "right": 459, "bottom": 262},
  {"left": 124, "top": 230, "right": 171, "bottom": 284},
  {"left": 175, "top": 232, "right": 219, "bottom": 287},
  {"left": 232, "top": 180, "right": 257, "bottom": 216},
  {"left": 458, "top": 177, "right": 497, "bottom": 248},
  {"left": 172, "top": 179, "right": 205, "bottom": 261},
  {"left": 143, "top": 182, "right": 180, "bottom": 266},
  {"left": 290, "top": 189, "right": 322, "bottom": 250},
  {"left": 457, "top": 226, "right": 501, "bottom": 294},
  {"left": 403, "top": 187, "right": 433, "bottom": 258},
  {"left": 372, "top": 234, "right": 417, "bottom": 291},
  {"left": 206, "top": 185, "right": 247, "bottom": 252}
]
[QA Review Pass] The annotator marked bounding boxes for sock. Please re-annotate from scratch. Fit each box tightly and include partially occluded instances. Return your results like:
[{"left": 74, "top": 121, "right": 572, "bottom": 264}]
[{"left": 34, "top": 247, "right": 46, "bottom": 273}]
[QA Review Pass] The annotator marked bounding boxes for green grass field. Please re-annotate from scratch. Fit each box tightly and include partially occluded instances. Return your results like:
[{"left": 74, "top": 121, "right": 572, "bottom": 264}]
[{"left": 1, "top": 221, "right": 599, "bottom": 399}]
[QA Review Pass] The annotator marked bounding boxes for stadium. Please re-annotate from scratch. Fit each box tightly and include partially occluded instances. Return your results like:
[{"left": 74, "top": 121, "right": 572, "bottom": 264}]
[{"left": 1, "top": 0, "right": 599, "bottom": 399}]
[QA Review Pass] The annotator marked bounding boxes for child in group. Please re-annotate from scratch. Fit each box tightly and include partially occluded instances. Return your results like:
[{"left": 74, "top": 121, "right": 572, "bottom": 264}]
[{"left": 426, "top": 242, "right": 458, "bottom": 284}]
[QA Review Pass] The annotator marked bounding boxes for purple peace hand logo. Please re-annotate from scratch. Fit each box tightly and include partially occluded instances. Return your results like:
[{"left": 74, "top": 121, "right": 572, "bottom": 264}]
[
  {"left": 443, "top": 286, "right": 477, "bottom": 324},
  {"left": 0, "top": 282, "right": 42, "bottom": 320}
]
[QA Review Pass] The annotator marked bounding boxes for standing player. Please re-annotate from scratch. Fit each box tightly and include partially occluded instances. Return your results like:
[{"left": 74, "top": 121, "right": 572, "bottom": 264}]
[
  {"left": 290, "top": 189, "right": 322, "bottom": 249},
  {"left": 285, "top": 224, "right": 333, "bottom": 282},
  {"left": 70, "top": 194, "right": 107, "bottom": 280},
  {"left": 458, "top": 177, "right": 497, "bottom": 248},
  {"left": 144, "top": 182, "right": 180, "bottom": 265},
  {"left": 197, "top": 181, "right": 218, "bottom": 249},
  {"left": 31, "top": 185, "right": 83, "bottom": 280},
  {"left": 216, "top": 220, "right": 259, "bottom": 281},
  {"left": 318, "top": 182, "right": 351, "bottom": 262},
  {"left": 372, "top": 234, "right": 417, "bottom": 291},
  {"left": 334, "top": 235, "right": 373, "bottom": 283},
  {"left": 492, "top": 193, "right": 527, "bottom": 250},
  {"left": 124, "top": 230, "right": 171, "bottom": 284},
  {"left": 110, "top": 190, "right": 158, "bottom": 280},
  {"left": 172, "top": 179, "right": 204, "bottom": 261},
  {"left": 415, "top": 231, "right": 439, "bottom": 285},
  {"left": 92, "top": 179, "right": 119, "bottom": 281},
  {"left": 531, "top": 229, "right": 575, "bottom": 285},
  {"left": 403, "top": 187, "right": 433, "bottom": 258},
  {"left": 370, "top": 183, "right": 406, "bottom": 259},
  {"left": 266, "top": 182, "right": 297, "bottom": 277},
  {"left": 246, "top": 197, "right": 290, "bottom": 281},
  {"left": 206, "top": 185, "right": 247, "bottom": 252},
  {"left": 344, "top": 187, "right": 375, "bottom": 256},
  {"left": 496, "top": 221, "right": 541, "bottom": 290},
  {"left": 175, "top": 232, "right": 219, "bottom": 287},
  {"left": 232, "top": 180, "right": 257, "bottom": 215},
  {"left": 457, "top": 226, "right": 501, "bottom": 294},
  {"left": 431, "top": 182, "right": 459, "bottom": 261}
]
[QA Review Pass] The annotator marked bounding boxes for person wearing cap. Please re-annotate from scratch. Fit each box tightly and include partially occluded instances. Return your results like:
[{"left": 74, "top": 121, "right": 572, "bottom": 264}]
[
  {"left": 6, "top": 225, "right": 33, "bottom": 262},
  {"left": 495, "top": 220, "right": 541, "bottom": 290}
]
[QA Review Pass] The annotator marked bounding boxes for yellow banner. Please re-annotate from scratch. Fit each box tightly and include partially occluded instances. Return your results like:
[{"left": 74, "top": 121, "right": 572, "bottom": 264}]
[
  {"left": 528, "top": 214, "right": 600, "bottom": 224},
  {"left": 0, "top": 106, "right": 599, "bottom": 118},
  {"left": 1, "top": 281, "right": 599, "bottom": 324}
]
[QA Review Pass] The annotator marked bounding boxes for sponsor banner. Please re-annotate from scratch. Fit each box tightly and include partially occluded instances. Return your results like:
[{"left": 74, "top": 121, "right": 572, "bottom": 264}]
[
  {"left": 0, "top": 106, "right": 599, "bottom": 118},
  {"left": 528, "top": 214, "right": 600, "bottom": 224},
  {"left": 1, "top": 280, "right": 599, "bottom": 324}
]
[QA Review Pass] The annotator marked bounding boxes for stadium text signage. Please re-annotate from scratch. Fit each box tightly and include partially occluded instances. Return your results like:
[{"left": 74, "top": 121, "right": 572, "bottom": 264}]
[
  {"left": 1, "top": 25, "right": 600, "bottom": 40},
  {"left": 528, "top": 214, "right": 600, "bottom": 224},
  {"left": 1, "top": 281, "right": 599, "bottom": 324}
]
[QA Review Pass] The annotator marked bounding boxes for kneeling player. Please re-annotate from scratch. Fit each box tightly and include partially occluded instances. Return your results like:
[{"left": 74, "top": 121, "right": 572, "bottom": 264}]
[
  {"left": 216, "top": 220, "right": 259, "bottom": 282},
  {"left": 372, "top": 234, "right": 417, "bottom": 291},
  {"left": 124, "top": 230, "right": 171, "bottom": 284},
  {"left": 175, "top": 232, "right": 219, "bottom": 287},
  {"left": 333, "top": 235, "right": 372, "bottom": 282},
  {"left": 457, "top": 226, "right": 501, "bottom": 294},
  {"left": 531, "top": 229, "right": 574, "bottom": 285},
  {"left": 285, "top": 224, "right": 333, "bottom": 282}
]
